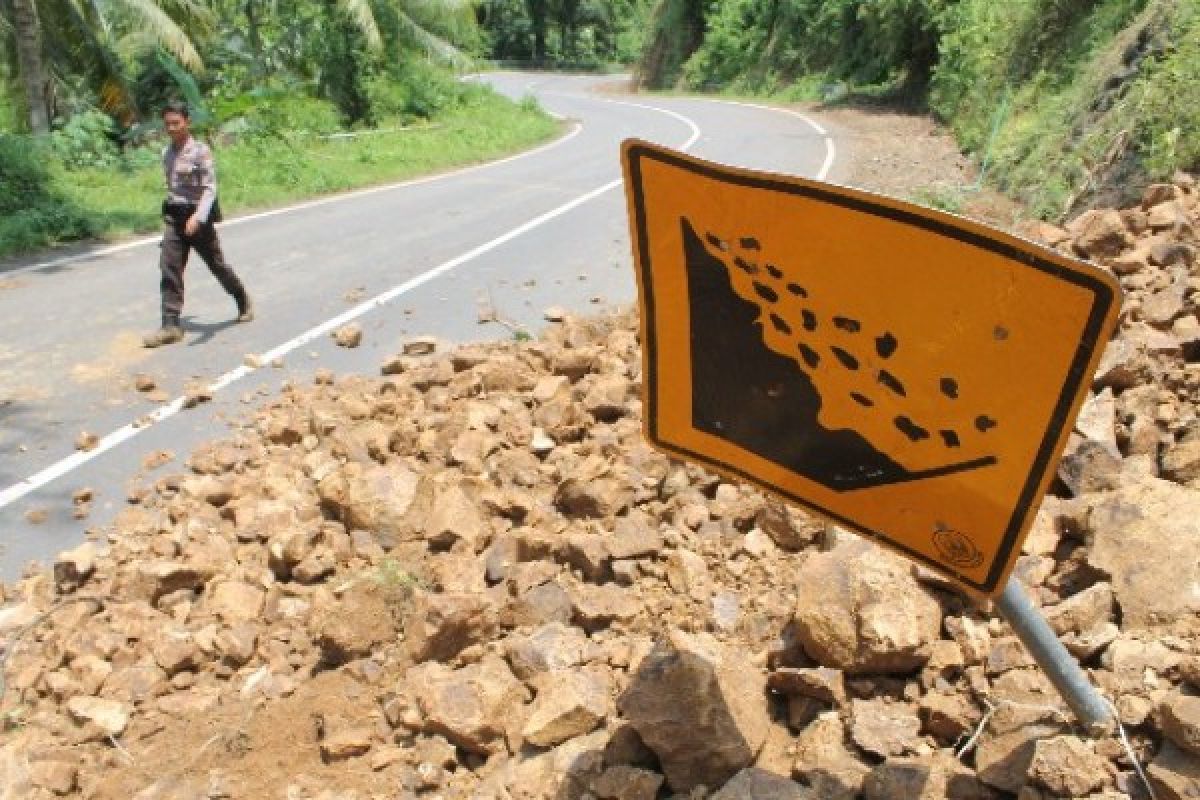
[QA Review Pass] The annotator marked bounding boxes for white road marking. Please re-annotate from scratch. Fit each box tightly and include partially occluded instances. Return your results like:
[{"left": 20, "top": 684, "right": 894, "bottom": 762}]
[
  {"left": 0, "top": 98, "right": 703, "bottom": 511},
  {"left": 707, "top": 99, "right": 838, "bottom": 181},
  {"left": 1, "top": 121, "right": 584, "bottom": 279}
]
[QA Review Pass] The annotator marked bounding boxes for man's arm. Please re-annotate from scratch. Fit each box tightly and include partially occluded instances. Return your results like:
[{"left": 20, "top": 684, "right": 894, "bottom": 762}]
[{"left": 193, "top": 143, "right": 217, "bottom": 224}]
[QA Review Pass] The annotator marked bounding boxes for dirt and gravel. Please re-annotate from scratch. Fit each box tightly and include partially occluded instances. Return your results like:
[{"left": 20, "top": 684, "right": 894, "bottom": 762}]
[{"left": 1, "top": 120, "right": 1199, "bottom": 799}]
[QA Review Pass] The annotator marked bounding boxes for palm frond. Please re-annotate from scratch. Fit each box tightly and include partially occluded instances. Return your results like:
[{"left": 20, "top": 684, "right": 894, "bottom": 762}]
[
  {"left": 113, "top": 0, "right": 206, "bottom": 71},
  {"left": 49, "top": 0, "right": 139, "bottom": 119},
  {"left": 334, "top": 0, "right": 383, "bottom": 51},
  {"left": 394, "top": 8, "right": 472, "bottom": 67}
]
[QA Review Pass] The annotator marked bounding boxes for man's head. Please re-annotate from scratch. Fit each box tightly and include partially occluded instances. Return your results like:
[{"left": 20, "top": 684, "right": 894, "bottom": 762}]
[{"left": 161, "top": 101, "right": 191, "bottom": 145}]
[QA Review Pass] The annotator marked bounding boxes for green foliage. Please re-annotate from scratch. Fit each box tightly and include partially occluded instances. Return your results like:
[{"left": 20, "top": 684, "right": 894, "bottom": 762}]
[
  {"left": 482, "top": 0, "right": 654, "bottom": 66},
  {"left": 642, "top": 0, "right": 1196, "bottom": 218},
  {"left": 368, "top": 58, "right": 468, "bottom": 120},
  {"left": 677, "top": 0, "right": 947, "bottom": 93},
  {"left": 0, "top": 135, "right": 96, "bottom": 254},
  {"left": 50, "top": 109, "right": 120, "bottom": 169}
]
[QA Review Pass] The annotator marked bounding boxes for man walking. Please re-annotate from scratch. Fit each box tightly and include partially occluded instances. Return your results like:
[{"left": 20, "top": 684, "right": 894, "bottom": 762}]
[{"left": 144, "top": 101, "right": 253, "bottom": 348}]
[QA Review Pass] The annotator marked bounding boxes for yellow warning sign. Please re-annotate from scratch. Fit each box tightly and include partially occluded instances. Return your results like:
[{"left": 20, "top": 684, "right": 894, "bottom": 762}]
[{"left": 622, "top": 139, "right": 1121, "bottom": 596}]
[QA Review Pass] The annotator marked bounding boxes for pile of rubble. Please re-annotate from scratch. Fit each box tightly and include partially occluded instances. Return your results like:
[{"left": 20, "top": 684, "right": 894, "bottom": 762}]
[{"left": 0, "top": 171, "right": 1198, "bottom": 799}]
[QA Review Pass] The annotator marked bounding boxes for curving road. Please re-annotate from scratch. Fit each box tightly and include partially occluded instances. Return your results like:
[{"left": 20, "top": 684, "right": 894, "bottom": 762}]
[{"left": 0, "top": 73, "right": 846, "bottom": 579}]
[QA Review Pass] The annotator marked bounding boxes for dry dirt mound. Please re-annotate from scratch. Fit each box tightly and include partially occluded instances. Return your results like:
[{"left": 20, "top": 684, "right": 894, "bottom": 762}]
[{"left": 0, "top": 173, "right": 1198, "bottom": 799}]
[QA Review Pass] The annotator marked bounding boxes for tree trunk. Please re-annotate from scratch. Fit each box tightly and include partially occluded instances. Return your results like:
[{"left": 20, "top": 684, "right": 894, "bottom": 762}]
[{"left": 12, "top": 0, "right": 50, "bottom": 134}]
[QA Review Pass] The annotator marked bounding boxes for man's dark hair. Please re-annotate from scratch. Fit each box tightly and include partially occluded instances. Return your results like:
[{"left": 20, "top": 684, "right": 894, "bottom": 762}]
[{"left": 161, "top": 100, "right": 190, "bottom": 119}]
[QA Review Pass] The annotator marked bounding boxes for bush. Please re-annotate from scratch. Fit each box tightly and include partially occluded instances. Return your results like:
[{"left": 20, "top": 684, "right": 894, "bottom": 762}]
[
  {"left": 0, "top": 135, "right": 94, "bottom": 255},
  {"left": 50, "top": 110, "right": 121, "bottom": 170}
]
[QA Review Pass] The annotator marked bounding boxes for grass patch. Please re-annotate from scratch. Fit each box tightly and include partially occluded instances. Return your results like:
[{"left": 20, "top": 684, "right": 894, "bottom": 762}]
[{"left": 1, "top": 91, "right": 559, "bottom": 260}]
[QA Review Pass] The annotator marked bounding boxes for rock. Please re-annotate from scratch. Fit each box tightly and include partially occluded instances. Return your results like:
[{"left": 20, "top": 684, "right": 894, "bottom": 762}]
[
  {"left": 1058, "top": 435, "right": 1123, "bottom": 495},
  {"left": 53, "top": 542, "right": 97, "bottom": 590},
  {"left": 426, "top": 484, "right": 487, "bottom": 551},
  {"left": 1069, "top": 209, "right": 1132, "bottom": 259},
  {"left": 755, "top": 503, "right": 821, "bottom": 552},
  {"left": 849, "top": 698, "right": 920, "bottom": 758},
  {"left": 1144, "top": 183, "right": 1182, "bottom": 208},
  {"left": 29, "top": 761, "right": 78, "bottom": 795},
  {"left": 321, "top": 727, "right": 374, "bottom": 761},
  {"left": 564, "top": 532, "right": 612, "bottom": 580},
  {"left": 712, "top": 767, "right": 812, "bottom": 799},
  {"left": 974, "top": 725, "right": 1059, "bottom": 793},
  {"left": 554, "top": 477, "right": 631, "bottom": 519},
  {"left": 333, "top": 324, "right": 362, "bottom": 348},
  {"left": 215, "top": 623, "right": 258, "bottom": 666},
  {"left": 590, "top": 766, "right": 664, "bottom": 800},
  {"left": 409, "top": 656, "right": 528, "bottom": 754},
  {"left": 1149, "top": 742, "right": 1200, "bottom": 800},
  {"left": 863, "top": 755, "right": 987, "bottom": 800},
  {"left": 74, "top": 431, "right": 99, "bottom": 451},
  {"left": 582, "top": 375, "right": 630, "bottom": 420},
  {"left": 134, "top": 373, "right": 157, "bottom": 392},
  {"left": 543, "top": 306, "right": 567, "bottom": 322},
  {"left": 405, "top": 591, "right": 495, "bottom": 663},
  {"left": 1163, "top": 435, "right": 1200, "bottom": 486},
  {"left": 919, "top": 691, "right": 981, "bottom": 743},
  {"left": 1088, "top": 478, "right": 1200, "bottom": 630},
  {"left": 571, "top": 583, "right": 642, "bottom": 632},
  {"left": 1161, "top": 693, "right": 1200, "bottom": 757},
  {"left": 403, "top": 336, "right": 437, "bottom": 356},
  {"left": 521, "top": 668, "right": 612, "bottom": 747},
  {"left": 207, "top": 580, "right": 266, "bottom": 623},
  {"left": 507, "top": 623, "right": 588, "bottom": 681},
  {"left": 310, "top": 582, "right": 394, "bottom": 665},
  {"left": 123, "top": 561, "right": 215, "bottom": 603},
  {"left": 791, "top": 711, "right": 869, "bottom": 800},
  {"left": 66, "top": 696, "right": 131, "bottom": 737},
  {"left": 151, "top": 630, "right": 200, "bottom": 675},
  {"left": 767, "top": 667, "right": 846, "bottom": 706},
  {"left": 317, "top": 462, "right": 428, "bottom": 548},
  {"left": 666, "top": 549, "right": 710, "bottom": 600},
  {"left": 510, "top": 580, "right": 574, "bottom": 628},
  {"left": 792, "top": 539, "right": 942, "bottom": 673},
  {"left": 1045, "top": 583, "right": 1114, "bottom": 635},
  {"left": 618, "top": 629, "right": 770, "bottom": 791},
  {"left": 1077, "top": 388, "right": 1119, "bottom": 451},
  {"left": 1027, "top": 735, "right": 1109, "bottom": 796}
]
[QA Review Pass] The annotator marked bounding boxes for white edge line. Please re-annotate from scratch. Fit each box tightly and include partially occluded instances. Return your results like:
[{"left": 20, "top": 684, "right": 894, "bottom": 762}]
[
  {"left": 2, "top": 120, "right": 583, "bottom": 279},
  {"left": 0, "top": 96, "right": 701, "bottom": 511},
  {"left": 708, "top": 99, "right": 837, "bottom": 182}
]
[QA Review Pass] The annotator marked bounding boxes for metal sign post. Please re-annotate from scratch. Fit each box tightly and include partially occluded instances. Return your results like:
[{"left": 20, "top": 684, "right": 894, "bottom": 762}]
[{"left": 996, "top": 577, "right": 1114, "bottom": 733}]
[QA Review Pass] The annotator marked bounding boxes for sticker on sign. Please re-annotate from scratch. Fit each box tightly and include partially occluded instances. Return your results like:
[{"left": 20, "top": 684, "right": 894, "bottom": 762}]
[{"left": 622, "top": 139, "right": 1121, "bottom": 596}]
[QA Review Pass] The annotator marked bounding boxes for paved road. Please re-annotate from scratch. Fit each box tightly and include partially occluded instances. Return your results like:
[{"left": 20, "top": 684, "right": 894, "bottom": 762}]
[{"left": 0, "top": 73, "right": 845, "bottom": 579}]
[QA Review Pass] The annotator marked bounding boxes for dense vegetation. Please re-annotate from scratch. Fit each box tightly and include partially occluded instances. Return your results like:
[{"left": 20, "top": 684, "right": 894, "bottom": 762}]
[
  {"left": 641, "top": 0, "right": 1200, "bottom": 218},
  {"left": 0, "top": 0, "right": 565, "bottom": 257},
  {"left": 482, "top": 0, "right": 654, "bottom": 67}
]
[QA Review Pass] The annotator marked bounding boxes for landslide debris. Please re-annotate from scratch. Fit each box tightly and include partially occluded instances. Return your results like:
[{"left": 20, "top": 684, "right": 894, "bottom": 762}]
[{"left": 1, "top": 171, "right": 1199, "bottom": 799}]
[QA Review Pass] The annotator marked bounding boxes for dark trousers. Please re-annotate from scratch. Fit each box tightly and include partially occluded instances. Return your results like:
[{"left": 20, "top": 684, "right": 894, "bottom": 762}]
[{"left": 159, "top": 218, "right": 247, "bottom": 324}]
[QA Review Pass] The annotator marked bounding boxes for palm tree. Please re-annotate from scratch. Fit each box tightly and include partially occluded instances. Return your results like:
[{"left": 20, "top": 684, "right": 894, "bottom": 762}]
[
  {"left": 1, "top": 0, "right": 211, "bottom": 130},
  {"left": 9, "top": 0, "right": 49, "bottom": 132}
]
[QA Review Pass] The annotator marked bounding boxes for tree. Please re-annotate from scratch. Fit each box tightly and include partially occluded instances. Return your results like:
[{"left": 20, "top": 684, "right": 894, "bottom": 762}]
[
  {"left": 10, "top": 0, "right": 48, "bottom": 132},
  {"left": 1, "top": 0, "right": 212, "bottom": 129}
]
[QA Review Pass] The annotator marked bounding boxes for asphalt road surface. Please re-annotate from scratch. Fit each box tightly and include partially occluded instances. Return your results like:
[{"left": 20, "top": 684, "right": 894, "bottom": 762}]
[{"left": 0, "top": 73, "right": 845, "bottom": 580}]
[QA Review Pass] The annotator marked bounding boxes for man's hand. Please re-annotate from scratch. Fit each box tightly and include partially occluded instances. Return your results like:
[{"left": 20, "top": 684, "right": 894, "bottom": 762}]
[{"left": 184, "top": 215, "right": 201, "bottom": 236}]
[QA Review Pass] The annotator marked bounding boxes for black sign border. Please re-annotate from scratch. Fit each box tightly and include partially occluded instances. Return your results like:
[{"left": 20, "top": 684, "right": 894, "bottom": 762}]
[{"left": 625, "top": 140, "right": 1119, "bottom": 594}]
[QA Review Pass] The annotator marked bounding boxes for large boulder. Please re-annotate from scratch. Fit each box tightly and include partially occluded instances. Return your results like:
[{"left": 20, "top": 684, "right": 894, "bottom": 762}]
[
  {"left": 618, "top": 629, "right": 769, "bottom": 792},
  {"left": 1087, "top": 478, "right": 1200, "bottom": 631},
  {"left": 792, "top": 539, "right": 942, "bottom": 673}
]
